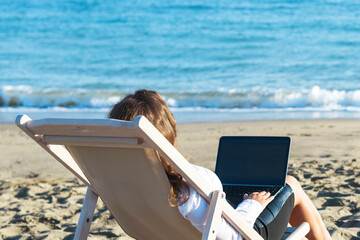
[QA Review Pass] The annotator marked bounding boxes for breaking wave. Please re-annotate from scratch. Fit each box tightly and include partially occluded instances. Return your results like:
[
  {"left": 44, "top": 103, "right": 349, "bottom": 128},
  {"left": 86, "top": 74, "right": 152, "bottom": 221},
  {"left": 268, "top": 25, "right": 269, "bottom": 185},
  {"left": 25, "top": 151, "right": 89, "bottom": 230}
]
[{"left": 1, "top": 85, "right": 360, "bottom": 112}]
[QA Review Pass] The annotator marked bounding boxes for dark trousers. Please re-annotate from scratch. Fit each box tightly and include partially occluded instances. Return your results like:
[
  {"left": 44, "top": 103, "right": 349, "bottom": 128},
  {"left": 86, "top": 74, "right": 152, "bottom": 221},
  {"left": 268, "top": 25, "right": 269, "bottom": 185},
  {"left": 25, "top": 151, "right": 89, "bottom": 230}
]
[{"left": 254, "top": 184, "right": 294, "bottom": 240}]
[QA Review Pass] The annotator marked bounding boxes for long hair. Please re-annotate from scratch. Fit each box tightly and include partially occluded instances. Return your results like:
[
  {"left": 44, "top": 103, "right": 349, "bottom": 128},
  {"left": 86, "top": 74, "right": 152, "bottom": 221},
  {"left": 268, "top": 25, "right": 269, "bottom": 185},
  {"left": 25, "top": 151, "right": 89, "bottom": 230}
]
[{"left": 108, "top": 89, "right": 190, "bottom": 206}]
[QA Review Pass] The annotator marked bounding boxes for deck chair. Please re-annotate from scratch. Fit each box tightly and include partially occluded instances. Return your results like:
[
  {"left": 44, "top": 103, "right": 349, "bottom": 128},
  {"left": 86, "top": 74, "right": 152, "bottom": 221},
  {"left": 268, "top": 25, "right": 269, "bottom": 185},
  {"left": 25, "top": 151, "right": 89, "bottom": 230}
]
[{"left": 16, "top": 114, "right": 310, "bottom": 240}]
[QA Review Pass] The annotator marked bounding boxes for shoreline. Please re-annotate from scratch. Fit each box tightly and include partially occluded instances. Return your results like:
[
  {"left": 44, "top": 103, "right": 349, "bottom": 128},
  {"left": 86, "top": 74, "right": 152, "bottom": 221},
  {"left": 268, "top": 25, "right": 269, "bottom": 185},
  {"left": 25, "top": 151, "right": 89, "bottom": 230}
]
[
  {"left": 1, "top": 119, "right": 359, "bottom": 239},
  {"left": 2, "top": 107, "right": 360, "bottom": 124}
]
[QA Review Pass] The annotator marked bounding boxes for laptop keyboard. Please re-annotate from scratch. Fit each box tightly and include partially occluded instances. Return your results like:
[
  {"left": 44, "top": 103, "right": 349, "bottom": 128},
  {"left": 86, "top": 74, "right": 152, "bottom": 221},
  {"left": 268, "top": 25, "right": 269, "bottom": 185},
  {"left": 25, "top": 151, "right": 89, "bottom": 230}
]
[{"left": 223, "top": 185, "right": 282, "bottom": 208}]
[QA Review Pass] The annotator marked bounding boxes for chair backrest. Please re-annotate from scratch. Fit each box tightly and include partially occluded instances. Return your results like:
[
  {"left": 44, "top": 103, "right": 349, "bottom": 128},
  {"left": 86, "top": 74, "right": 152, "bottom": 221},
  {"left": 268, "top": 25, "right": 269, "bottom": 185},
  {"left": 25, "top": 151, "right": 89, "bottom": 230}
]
[
  {"left": 20, "top": 115, "right": 202, "bottom": 239},
  {"left": 18, "top": 115, "right": 310, "bottom": 240},
  {"left": 68, "top": 146, "right": 201, "bottom": 239}
]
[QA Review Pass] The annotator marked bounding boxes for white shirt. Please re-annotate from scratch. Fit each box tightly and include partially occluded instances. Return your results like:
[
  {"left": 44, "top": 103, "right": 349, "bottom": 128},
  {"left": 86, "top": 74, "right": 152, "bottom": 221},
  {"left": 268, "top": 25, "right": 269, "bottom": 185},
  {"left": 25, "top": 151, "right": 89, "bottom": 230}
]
[{"left": 178, "top": 164, "right": 264, "bottom": 240}]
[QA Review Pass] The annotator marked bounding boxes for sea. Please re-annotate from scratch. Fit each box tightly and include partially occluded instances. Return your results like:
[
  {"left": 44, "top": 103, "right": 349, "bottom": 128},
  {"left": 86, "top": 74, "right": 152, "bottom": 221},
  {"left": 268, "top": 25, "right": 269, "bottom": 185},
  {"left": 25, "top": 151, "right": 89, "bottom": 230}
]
[{"left": 1, "top": 0, "right": 360, "bottom": 123}]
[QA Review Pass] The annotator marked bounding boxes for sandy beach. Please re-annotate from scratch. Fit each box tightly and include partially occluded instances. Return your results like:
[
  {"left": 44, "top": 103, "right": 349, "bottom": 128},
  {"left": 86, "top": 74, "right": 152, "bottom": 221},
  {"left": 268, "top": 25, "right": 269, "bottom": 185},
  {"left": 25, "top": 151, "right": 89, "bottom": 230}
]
[{"left": 0, "top": 119, "right": 359, "bottom": 239}]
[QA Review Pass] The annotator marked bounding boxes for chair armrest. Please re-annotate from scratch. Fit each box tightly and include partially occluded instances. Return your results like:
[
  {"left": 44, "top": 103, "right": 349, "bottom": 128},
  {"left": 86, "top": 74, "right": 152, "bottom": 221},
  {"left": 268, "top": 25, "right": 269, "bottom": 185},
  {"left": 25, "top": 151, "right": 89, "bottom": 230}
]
[
  {"left": 202, "top": 190, "right": 226, "bottom": 240},
  {"left": 284, "top": 222, "right": 310, "bottom": 240}
]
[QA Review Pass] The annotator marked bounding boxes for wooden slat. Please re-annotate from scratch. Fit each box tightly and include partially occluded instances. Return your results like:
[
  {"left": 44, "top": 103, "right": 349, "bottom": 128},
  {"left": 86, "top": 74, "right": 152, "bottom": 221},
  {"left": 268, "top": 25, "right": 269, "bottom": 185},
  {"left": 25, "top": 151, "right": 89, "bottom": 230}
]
[
  {"left": 202, "top": 191, "right": 226, "bottom": 240},
  {"left": 42, "top": 136, "right": 152, "bottom": 148},
  {"left": 26, "top": 118, "right": 137, "bottom": 138},
  {"left": 74, "top": 187, "right": 98, "bottom": 240},
  {"left": 285, "top": 222, "right": 310, "bottom": 240}
]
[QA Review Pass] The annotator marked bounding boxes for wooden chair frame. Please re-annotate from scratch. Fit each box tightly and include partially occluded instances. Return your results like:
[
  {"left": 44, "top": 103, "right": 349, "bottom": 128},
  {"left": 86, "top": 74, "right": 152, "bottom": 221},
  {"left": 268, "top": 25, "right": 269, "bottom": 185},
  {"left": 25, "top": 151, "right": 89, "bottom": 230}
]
[{"left": 16, "top": 114, "right": 310, "bottom": 240}]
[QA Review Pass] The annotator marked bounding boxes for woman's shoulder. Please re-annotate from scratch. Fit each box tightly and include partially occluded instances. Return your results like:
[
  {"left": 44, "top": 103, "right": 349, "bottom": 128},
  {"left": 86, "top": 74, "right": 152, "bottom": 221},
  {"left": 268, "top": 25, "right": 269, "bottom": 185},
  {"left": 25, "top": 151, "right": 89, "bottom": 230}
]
[
  {"left": 191, "top": 164, "right": 223, "bottom": 191},
  {"left": 178, "top": 164, "right": 223, "bottom": 223}
]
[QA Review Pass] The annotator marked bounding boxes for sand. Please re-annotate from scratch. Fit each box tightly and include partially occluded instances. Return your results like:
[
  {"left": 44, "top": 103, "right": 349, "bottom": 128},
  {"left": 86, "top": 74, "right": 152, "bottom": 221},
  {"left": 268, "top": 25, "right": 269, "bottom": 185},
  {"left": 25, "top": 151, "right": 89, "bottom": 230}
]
[{"left": 0, "top": 120, "right": 359, "bottom": 239}]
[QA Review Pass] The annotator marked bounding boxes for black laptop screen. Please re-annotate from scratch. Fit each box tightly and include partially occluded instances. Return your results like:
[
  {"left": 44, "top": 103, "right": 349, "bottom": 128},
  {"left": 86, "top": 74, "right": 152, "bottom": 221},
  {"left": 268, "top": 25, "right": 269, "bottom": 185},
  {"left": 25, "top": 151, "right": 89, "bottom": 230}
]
[{"left": 215, "top": 136, "right": 290, "bottom": 186}]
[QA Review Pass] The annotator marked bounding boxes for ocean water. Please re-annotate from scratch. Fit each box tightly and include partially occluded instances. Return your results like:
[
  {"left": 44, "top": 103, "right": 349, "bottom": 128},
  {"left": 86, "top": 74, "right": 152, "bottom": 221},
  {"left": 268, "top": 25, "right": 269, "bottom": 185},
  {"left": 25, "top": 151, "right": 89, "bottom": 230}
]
[{"left": 1, "top": 0, "right": 360, "bottom": 122}]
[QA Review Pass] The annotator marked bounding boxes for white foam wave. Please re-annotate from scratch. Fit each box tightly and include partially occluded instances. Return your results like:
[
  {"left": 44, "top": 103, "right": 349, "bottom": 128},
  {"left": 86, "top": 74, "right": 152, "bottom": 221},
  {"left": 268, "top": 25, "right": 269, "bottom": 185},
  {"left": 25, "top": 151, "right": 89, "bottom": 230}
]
[
  {"left": 164, "top": 86, "right": 360, "bottom": 111},
  {"left": 1, "top": 85, "right": 360, "bottom": 112},
  {"left": 0, "top": 85, "right": 124, "bottom": 108}
]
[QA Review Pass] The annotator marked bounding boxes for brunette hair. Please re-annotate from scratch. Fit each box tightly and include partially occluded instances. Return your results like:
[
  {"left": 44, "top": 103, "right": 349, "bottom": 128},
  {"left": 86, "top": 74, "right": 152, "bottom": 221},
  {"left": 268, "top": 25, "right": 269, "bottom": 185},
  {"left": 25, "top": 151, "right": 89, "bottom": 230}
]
[{"left": 108, "top": 89, "right": 189, "bottom": 206}]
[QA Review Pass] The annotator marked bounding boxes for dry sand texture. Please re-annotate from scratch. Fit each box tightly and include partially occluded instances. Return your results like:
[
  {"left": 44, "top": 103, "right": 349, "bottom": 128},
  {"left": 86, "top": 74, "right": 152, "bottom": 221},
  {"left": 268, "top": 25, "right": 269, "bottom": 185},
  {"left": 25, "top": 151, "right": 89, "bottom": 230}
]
[{"left": 0, "top": 120, "right": 359, "bottom": 239}]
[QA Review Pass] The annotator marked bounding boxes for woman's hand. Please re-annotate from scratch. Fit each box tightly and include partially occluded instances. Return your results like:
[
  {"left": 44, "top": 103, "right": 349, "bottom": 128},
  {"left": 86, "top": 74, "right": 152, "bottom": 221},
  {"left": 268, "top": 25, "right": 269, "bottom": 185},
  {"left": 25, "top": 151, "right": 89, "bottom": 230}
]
[{"left": 243, "top": 191, "right": 274, "bottom": 208}]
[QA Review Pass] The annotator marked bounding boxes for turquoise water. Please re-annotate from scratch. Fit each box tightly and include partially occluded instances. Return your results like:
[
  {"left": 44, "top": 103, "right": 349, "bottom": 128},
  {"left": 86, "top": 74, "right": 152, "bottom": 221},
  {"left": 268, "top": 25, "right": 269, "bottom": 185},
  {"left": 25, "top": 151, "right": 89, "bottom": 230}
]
[{"left": 1, "top": 0, "right": 360, "bottom": 122}]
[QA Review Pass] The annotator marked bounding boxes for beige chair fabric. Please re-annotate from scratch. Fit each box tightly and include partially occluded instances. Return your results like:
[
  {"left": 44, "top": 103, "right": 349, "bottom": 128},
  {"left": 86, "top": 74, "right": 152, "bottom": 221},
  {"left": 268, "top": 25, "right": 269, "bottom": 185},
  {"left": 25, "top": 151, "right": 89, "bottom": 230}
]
[{"left": 68, "top": 146, "right": 201, "bottom": 239}]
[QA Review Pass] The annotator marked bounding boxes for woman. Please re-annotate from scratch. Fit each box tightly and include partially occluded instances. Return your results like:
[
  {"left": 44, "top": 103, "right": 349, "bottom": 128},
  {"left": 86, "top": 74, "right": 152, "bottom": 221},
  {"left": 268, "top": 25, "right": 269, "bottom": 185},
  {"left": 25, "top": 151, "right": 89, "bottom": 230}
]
[{"left": 108, "top": 89, "right": 331, "bottom": 240}]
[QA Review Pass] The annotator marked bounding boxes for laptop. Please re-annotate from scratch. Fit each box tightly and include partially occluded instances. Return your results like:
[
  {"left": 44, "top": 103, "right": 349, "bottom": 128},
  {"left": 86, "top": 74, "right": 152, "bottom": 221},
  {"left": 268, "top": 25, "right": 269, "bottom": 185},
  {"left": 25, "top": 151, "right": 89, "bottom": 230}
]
[{"left": 215, "top": 136, "right": 290, "bottom": 208}]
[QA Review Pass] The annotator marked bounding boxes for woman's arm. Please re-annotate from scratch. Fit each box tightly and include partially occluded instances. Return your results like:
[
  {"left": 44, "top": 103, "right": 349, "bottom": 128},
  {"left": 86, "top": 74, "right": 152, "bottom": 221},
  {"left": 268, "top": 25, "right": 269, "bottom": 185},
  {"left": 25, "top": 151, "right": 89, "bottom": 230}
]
[{"left": 178, "top": 165, "right": 272, "bottom": 240}]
